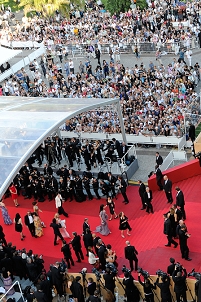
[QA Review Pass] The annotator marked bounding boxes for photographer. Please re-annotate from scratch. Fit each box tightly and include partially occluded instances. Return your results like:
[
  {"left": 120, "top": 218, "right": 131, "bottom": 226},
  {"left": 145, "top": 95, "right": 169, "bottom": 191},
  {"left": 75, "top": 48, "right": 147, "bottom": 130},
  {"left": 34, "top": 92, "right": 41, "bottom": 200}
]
[
  {"left": 138, "top": 273, "right": 155, "bottom": 302},
  {"left": 155, "top": 274, "right": 171, "bottom": 302},
  {"left": 123, "top": 272, "right": 140, "bottom": 302},
  {"left": 172, "top": 265, "right": 187, "bottom": 302},
  {"left": 70, "top": 276, "right": 85, "bottom": 302},
  {"left": 86, "top": 289, "right": 101, "bottom": 302},
  {"left": 103, "top": 267, "right": 116, "bottom": 295}
]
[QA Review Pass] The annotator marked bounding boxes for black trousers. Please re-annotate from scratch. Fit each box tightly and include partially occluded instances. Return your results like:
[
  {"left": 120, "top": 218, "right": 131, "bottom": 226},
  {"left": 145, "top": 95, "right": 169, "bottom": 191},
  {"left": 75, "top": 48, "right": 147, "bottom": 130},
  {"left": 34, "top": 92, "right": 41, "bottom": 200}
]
[
  {"left": 74, "top": 248, "right": 84, "bottom": 262},
  {"left": 165, "top": 191, "right": 173, "bottom": 203},
  {"left": 167, "top": 235, "right": 177, "bottom": 246},
  {"left": 58, "top": 206, "right": 68, "bottom": 217},
  {"left": 129, "top": 258, "right": 138, "bottom": 271},
  {"left": 157, "top": 178, "right": 163, "bottom": 190},
  {"left": 65, "top": 256, "right": 74, "bottom": 268},
  {"left": 180, "top": 245, "right": 189, "bottom": 259},
  {"left": 54, "top": 233, "right": 63, "bottom": 245},
  {"left": 28, "top": 223, "right": 35, "bottom": 236},
  {"left": 121, "top": 190, "right": 129, "bottom": 203},
  {"left": 93, "top": 189, "right": 100, "bottom": 199}
]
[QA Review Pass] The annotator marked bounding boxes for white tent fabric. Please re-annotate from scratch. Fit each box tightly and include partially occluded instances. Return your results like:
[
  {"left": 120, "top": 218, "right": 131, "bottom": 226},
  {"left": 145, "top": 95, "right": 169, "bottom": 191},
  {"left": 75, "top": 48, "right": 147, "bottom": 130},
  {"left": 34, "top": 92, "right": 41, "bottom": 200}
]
[{"left": 0, "top": 46, "right": 22, "bottom": 66}]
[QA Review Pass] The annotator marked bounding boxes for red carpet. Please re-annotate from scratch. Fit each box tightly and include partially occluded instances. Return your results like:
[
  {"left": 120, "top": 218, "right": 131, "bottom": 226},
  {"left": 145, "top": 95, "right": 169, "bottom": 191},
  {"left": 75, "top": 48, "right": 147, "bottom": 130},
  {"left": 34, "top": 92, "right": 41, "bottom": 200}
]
[{"left": 1, "top": 175, "right": 201, "bottom": 277}]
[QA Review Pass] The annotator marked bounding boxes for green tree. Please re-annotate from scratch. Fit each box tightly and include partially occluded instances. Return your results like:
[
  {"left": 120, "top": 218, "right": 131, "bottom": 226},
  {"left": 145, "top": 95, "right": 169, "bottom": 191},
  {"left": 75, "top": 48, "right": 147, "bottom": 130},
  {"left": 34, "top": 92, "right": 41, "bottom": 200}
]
[
  {"left": 19, "top": 0, "right": 84, "bottom": 17},
  {"left": 136, "top": 0, "right": 148, "bottom": 9},
  {"left": 101, "top": 0, "right": 131, "bottom": 15}
]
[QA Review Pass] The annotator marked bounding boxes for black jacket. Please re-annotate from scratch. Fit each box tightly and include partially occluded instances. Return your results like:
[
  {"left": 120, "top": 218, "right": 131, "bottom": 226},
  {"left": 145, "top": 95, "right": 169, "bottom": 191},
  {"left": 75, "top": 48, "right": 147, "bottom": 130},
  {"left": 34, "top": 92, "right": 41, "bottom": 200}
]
[
  {"left": 164, "top": 218, "right": 172, "bottom": 236},
  {"left": 163, "top": 179, "right": 172, "bottom": 192},
  {"left": 172, "top": 269, "right": 187, "bottom": 293},
  {"left": 71, "top": 235, "right": 82, "bottom": 251},
  {"left": 155, "top": 277, "right": 171, "bottom": 300},
  {"left": 176, "top": 191, "right": 185, "bottom": 207},
  {"left": 50, "top": 222, "right": 62, "bottom": 235},
  {"left": 124, "top": 245, "right": 138, "bottom": 261}
]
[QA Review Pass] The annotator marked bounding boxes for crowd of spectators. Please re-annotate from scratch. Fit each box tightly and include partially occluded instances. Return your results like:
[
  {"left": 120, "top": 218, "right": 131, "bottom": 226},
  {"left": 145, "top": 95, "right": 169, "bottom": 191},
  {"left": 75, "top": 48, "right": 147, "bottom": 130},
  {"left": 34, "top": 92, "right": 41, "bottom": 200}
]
[{"left": 0, "top": 0, "right": 201, "bottom": 137}]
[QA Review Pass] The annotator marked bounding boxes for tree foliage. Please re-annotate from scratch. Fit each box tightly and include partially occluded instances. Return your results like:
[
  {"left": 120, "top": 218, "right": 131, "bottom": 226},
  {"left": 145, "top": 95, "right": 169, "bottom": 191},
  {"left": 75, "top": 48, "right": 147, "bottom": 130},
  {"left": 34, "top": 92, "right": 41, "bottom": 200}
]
[
  {"left": 19, "top": 0, "right": 84, "bottom": 17},
  {"left": 101, "top": 0, "right": 131, "bottom": 15},
  {"left": 136, "top": 0, "right": 148, "bottom": 10}
]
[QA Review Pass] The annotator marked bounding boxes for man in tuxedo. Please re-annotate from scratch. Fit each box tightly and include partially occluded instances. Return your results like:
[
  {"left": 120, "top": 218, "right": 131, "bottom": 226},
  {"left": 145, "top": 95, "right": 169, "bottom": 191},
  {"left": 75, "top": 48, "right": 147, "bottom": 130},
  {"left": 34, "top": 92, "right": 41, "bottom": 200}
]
[
  {"left": 50, "top": 218, "right": 64, "bottom": 245},
  {"left": 92, "top": 234, "right": 101, "bottom": 255},
  {"left": 156, "top": 152, "right": 163, "bottom": 166},
  {"left": 144, "top": 186, "right": 154, "bottom": 214},
  {"left": 83, "top": 228, "right": 93, "bottom": 256},
  {"left": 175, "top": 187, "right": 186, "bottom": 220},
  {"left": 138, "top": 180, "right": 146, "bottom": 210},
  {"left": 96, "top": 242, "right": 106, "bottom": 270},
  {"left": 167, "top": 258, "right": 175, "bottom": 276},
  {"left": 70, "top": 232, "right": 84, "bottom": 262},
  {"left": 43, "top": 163, "right": 53, "bottom": 176},
  {"left": 51, "top": 262, "right": 64, "bottom": 298},
  {"left": 155, "top": 165, "right": 163, "bottom": 191},
  {"left": 118, "top": 175, "right": 129, "bottom": 204},
  {"left": 118, "top": 142, "right": 129, "bottom": 159},
  {"left": 83, "top": 218, "right": 91, "bottom": 234},
  {"left": 163, "top": 175, "right": 173, "bottom": 204},
  {"left": 163, "top": 214, "right": 178, "bottom": 248},
  {"left": 24, "top": 211, "right": 36, "bottom": 237},
  {"left": 124, "top": 241, "right": 138, "bottom": 271},
  {"left": 178, "top": 225, "right": 191, "bottom": 261},
  {"left": 61, "top": 240, "right": 74, "bottom": 269}
]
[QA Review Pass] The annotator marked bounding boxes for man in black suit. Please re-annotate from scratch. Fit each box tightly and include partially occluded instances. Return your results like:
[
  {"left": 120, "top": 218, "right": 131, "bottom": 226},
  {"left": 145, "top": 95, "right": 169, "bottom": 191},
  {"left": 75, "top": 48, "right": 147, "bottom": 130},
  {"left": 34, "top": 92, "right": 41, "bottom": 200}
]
[
  {"left": 33, "top": 284, "right": 48, "bottom": 302},
  {"left": 172, "top": 266, "right": 188, "bottom": 302},
  {"left": 138, "top": 180, "right": 146, "bottom": 210},
  {"left": 118, "top": 142, "right": 129, "bottom": 159},
  {"left": 24, "top": 211, "right": 36, "bottom": 237},
  {"left": 156, "top": 152, "right": 163, "bottom": 166},
  {"left": 144, "top": 186, "right": 154, "bottom": 214},
  {"left": 61, "top": 240, "right": 74, "bottom": 269},
  {"left": 163, "top": 175, "right": 173, "bottom": 204},
  {"left": 189, "top": 122, "right": 195, "bottom": 142},
  {"left": 92, "top": 234, "right": 101, "bottom": 255},
  {"left": 178, "top": 225, "right": 191, "bottom": 261},
  {"left": 51, "top": 262, "right": 64, "bottom": 298},
  {"left": 0, "top": 225, "right": 7, "bottom": 246},
  {"left": 155, "top": 274, "right": 171, "bottom": 302},
  {"left": 43, "top": 163, "right": 53, "bottom": 176},
  {"left": 167, "top": 258, "right": 175, "bottom": 276},
  {"left": 70, "top": 232, "right": 84, "bottom": 262},
  {"left": 163, "top": 214, "right": 178, "bottom": 248},
  {"left": 103, "top": 268, "right": 116, "bottom": 294},
  {"left": 118, "top": 175, "right": 129, "bottom": 204},
  {"left": 105, "top": 172, "right": 117, "bottom": 198},
  {"left": 96, "top": 242, "right": 106, "bottom": 270},
  {"left": 175, "top": 187, "right": 186, "bottom": 220},
  {"left": 155, "top": 165, "right": 163, "bottom": 190},
  {"left": 50, "top": 218, "right": 64, "bottom": 246},
  {"left": 124, "top": 241, "right": 138, "bottom": 271},
  {"left": 83, "top": 218, "right": 91, "bottom": 234},
  {"left": 83, "top": 228, "right": 93, "bottom": 256}
]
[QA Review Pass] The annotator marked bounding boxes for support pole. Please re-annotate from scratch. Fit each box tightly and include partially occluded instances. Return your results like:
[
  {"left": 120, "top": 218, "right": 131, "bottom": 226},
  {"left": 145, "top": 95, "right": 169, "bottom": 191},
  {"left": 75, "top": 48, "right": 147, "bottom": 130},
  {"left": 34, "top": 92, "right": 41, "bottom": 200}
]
[{"left": 116, "top": 100, "right": 127, "bottom": 144}]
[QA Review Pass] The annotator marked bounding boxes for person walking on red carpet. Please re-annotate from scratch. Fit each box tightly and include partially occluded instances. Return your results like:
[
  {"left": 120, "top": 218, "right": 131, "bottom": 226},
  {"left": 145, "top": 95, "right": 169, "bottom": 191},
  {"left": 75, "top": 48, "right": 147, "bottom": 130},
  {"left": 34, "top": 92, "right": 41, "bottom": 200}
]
[
  {"left": 144, "top": 187, "right": 154, "bottom": 214},
  {"left": 163, "top": 213, "right": 178, "bottom": 248},
  {"left": 119, "top": 212, "right": 132, "bottom": 238},
  {"left": 70, "top": 232, "right": 84, "bottom": 262},
  {"left": 55, "top": 192, "right": 68, "bottom": 217},
  {"left": 124, "top": 241, "right": 138, "bottom": 271},
  {"left": 163, "top": 175, "right": 173, "bottom": 204},
  {"left": 14, "top": 213, "right": 25, "bottom": 241},
  {"left": 117, "top": 176, "right": 129, "bottom": 204},
  {"left": 9, "top": 183, "right": 19, "bottom": 207},
  {"left": 175, "top": 187, "right": 186, "bottom": 220},
  {"left": 50, "top": 218, "right": 64, "bottom": 246}
]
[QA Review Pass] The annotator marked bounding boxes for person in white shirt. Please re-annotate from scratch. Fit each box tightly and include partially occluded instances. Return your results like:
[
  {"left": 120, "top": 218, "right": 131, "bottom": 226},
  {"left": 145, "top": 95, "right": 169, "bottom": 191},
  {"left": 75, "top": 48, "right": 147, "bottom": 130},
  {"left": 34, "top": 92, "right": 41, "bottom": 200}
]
[
  {"left": 55, "top": 192, "right": 68, "bottom": 217},
  {"left": 185, "top": 49, "right": 192, "bottom": 66},
  {"left": 88, "top": 246, "right": 99, "bottom": 265}
]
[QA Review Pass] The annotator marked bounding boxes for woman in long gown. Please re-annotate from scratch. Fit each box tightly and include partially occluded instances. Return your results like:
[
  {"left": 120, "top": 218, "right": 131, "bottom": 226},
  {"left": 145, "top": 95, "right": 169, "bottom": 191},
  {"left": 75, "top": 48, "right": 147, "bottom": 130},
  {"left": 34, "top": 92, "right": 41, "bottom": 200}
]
[
  {"left": 0, "top": 200, "right": 12, "bottom": 225},
  {"left": 33, "top": 213, "right": 43, "bottom": 237},
  {"left": 54, "top": 213, "right": 70, "bottom": 239},
  {"left": 95, "top": 204, "right": 111, "bottom": 236},
  {"left": 32, "top": 201, "right": 46, "bottom": 227}
]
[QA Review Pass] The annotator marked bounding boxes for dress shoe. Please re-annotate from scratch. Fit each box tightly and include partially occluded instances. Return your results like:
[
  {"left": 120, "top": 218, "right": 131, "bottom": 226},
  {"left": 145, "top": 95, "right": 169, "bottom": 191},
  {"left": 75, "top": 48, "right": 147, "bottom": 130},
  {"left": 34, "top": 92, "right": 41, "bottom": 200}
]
[
  {"left": 165, "top": 244, "right": 171, "bottom": 247},
  {"left": 76, "top": 260, "right": 81, "bottom": 262},
  {"left": 185, "top": 258, "right": 192, "bottom": 261},
  {"left": 125, "top": 202, "right": 129, "bottom": 204},
  {"left": 54, "top": 243, "right": 59, "bottom": 246},
  {"left": 174, "top": 243, "right": 178, "bottom": 248}
]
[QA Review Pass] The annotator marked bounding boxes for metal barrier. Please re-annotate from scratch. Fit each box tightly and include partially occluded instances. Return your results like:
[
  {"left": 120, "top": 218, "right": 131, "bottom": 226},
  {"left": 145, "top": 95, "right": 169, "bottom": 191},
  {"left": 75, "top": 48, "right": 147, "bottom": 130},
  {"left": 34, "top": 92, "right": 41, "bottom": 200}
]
[
  {"left": 60, "top": 130, "right": 186, "bottom": 149},
  {"left": 0, "top": 280, "right": 25, "bottom": 301},
  {"left": 160, "top": 150, "right": 187, "bottom": 171}
]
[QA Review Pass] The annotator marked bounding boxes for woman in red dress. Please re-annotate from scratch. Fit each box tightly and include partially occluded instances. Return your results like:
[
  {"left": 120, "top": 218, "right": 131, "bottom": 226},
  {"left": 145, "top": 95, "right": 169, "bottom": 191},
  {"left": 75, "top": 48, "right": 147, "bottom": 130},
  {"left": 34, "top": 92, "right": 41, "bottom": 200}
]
[{"left": 9, "top": 183, "right": 19, "bottom": 207}]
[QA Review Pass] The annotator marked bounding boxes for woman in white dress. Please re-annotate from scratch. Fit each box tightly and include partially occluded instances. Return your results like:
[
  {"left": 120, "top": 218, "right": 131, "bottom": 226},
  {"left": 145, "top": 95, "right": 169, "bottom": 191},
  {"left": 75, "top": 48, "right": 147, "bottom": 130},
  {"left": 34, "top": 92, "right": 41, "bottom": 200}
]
[{"left": 54, "top": 213, "right": 70, "bottom": 239}]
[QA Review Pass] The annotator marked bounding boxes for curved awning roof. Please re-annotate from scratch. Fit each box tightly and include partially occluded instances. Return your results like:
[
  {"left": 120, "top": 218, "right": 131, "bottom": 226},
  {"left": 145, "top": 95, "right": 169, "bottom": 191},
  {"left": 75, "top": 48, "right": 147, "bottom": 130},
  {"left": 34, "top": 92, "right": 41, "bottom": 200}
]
[{"left": 0, "top": 96, "right": 121, "bottom": 198}]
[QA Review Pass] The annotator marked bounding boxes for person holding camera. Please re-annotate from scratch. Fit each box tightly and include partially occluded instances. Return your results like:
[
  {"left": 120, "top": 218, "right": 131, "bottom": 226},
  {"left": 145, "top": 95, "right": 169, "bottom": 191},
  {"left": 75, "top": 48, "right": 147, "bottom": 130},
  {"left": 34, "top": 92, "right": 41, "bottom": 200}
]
[
  {"left": 138, "top": 273, "right": 156, "bottom": 302},
  {"left": 103, "top": 267, "right": 116, "bottom": 295},
  {"left": 123, "top": 272, "right": 140, "bottom": 302},
  {"left": 172, "top": 265, "right": 187, "bottom": 302},
  {"left": 155, "top": 274, "right": 171, "bottom": 302},
  {"left": 86, "top": 289, "right": 101, "bottom": 302}
]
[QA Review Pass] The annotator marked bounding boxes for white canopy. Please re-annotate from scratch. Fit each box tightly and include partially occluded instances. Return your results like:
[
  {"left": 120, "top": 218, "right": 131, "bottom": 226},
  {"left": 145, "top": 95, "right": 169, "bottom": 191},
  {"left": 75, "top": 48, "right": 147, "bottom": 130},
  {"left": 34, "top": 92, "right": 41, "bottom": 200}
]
[{"left": 0, "top": 46, "right": 22, "bottom": 66}]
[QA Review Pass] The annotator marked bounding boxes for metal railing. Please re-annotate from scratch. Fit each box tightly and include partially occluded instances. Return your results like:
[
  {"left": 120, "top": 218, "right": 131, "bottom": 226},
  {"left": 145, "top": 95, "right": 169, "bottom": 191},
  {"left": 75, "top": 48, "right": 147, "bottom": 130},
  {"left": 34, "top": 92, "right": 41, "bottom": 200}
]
[
  {"left": 0, "top": 280, "right": 25, "bottom": 301},
  {"left": 160, "top": 150, "right": 187, "bottom": 171}
]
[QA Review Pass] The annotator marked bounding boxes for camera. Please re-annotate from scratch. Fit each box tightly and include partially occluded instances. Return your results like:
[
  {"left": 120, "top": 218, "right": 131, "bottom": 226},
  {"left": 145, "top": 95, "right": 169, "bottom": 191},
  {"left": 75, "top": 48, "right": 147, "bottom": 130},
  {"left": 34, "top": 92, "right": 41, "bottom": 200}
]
[
  {"left": 175, "top": 262, "right": 183, "bottom": 272},
  {"left": 59, "top": 259, "right": 67, "bottom": 273},
  {"left": 156, "top": 269, "right": 168, "bottom": 279},
  {"left": 80, "top": 268, "right": 87, "bottom": 277},
  {"left": 188, "top": 269, "right": 201, "bottom": 280},
  {"left": 92, "top": 268, "right": 101, "bottom": 280},
  {"left": 105, "top": 263, "right": 118, "bottom": 276},
  {"left": 137, "top": 267, "right": 150, "bottom": 279},
  {"left": 122, "top": 265, "right": 131, "bottom": 274}
]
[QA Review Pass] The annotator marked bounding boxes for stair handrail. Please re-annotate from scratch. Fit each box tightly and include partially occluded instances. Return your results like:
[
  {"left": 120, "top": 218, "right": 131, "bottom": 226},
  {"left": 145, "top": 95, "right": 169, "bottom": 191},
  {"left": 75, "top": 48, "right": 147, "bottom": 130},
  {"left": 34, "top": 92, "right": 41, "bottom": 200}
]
[{"left": 0, "top": 280, "right": 25, "bottom": 301}]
